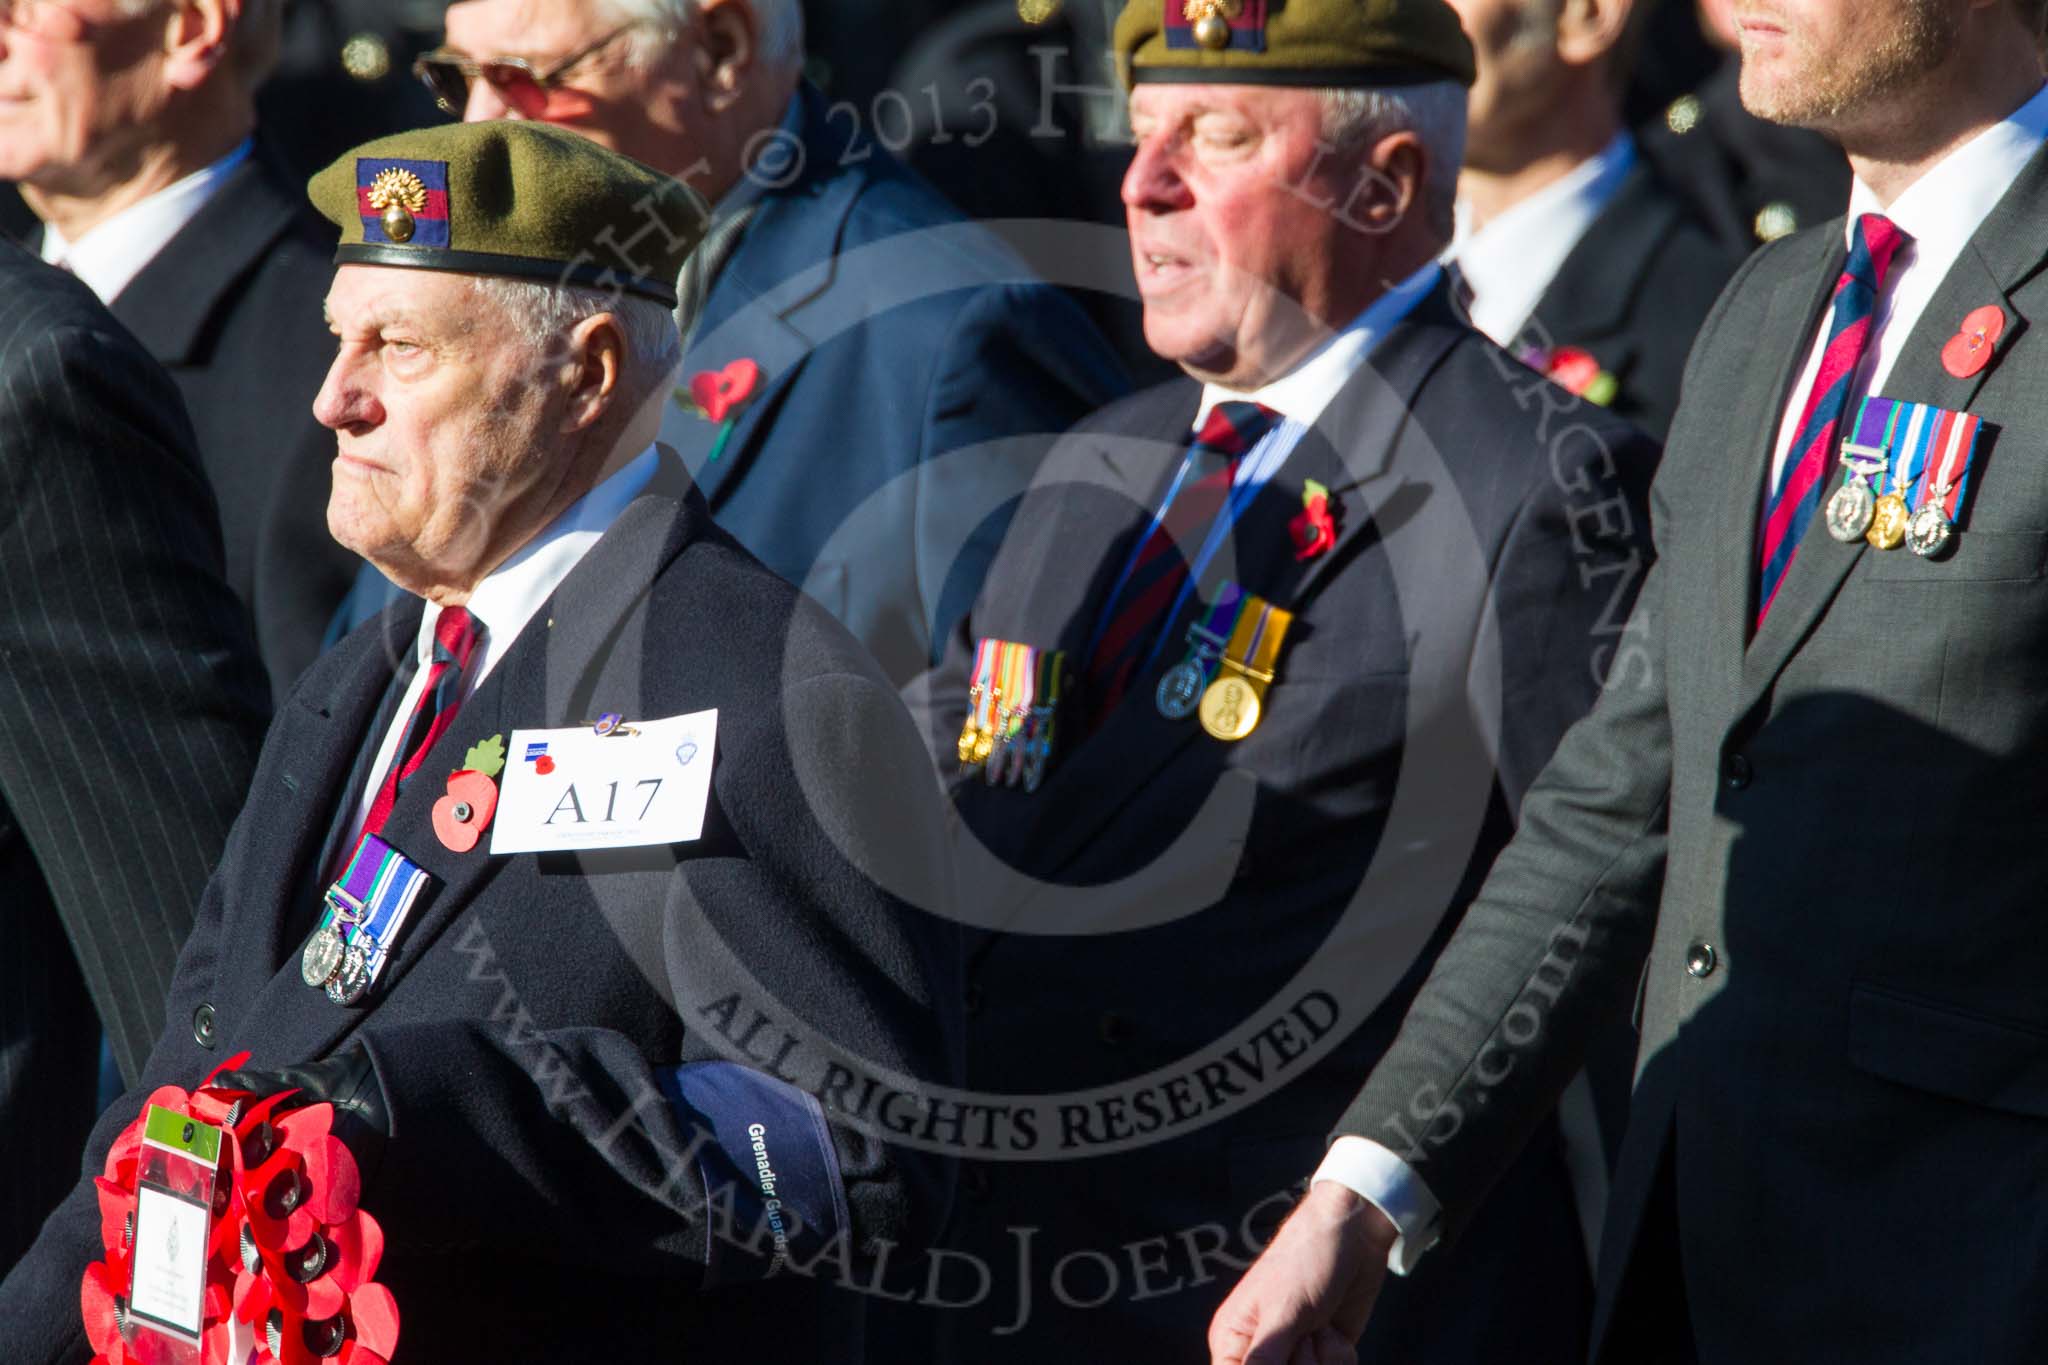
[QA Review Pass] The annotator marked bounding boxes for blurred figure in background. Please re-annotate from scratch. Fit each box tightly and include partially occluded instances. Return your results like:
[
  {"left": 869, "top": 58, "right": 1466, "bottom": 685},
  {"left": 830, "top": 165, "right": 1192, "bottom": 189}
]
[
  {"left": 1638, "top": 0, "right": 1852, "bottom": 246},
  {"left": 1, "top": 0, "right": 364, "bottom": 702},
  {"left": 1447, "top": 0, "right": 1743, "bottom": 438},
  {"left": 0, "top": 243, "right": 268, "bottom": 1274},
  {"left": 332, "top": 0, "right": 1130, "bottom": 686}
]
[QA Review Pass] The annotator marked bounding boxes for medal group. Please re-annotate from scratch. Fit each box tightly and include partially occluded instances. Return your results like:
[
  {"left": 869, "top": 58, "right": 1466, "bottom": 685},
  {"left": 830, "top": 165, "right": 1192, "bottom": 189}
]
[
  {"left": 960, "top": 581, "right": 1298, "bottom": 788},
  {"left": 1825, "top": 395, "right": 1985, "bottom": 558}
]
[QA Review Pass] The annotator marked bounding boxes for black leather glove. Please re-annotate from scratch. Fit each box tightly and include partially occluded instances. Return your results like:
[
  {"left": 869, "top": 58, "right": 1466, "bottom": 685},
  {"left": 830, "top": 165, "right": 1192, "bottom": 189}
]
[{"left": 216, "top": 1043, "right": 389, "bottom": 1168}]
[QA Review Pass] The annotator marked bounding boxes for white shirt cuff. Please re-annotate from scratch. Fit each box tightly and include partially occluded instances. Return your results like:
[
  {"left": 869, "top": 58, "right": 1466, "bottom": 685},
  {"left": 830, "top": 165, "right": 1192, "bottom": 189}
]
[{"left": 1312, "top": 1136, "right": 1444, "bottom": 1275}]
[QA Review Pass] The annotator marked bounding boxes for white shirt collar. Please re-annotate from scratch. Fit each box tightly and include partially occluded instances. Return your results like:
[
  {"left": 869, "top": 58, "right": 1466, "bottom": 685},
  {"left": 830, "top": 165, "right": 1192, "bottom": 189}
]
[
  {"left": 1843, "top": 81, "right": 2048, "bottom": 264},
  {"left": 1449, "top": 132, "right": 1637, "bottom": 348},
  {"left": 415, "top": 444, "right": 662, "bottom": 685},
  {"left": 39, "top": 139, "right": 252, "bottom": 304},
  {"left": 1195, "top": 260, "right": 1443, "bottom": 431}
]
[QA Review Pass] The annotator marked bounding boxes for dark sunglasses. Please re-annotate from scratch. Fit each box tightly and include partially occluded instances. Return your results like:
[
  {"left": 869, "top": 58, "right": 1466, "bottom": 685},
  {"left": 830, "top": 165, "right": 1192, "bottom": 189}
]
[{"left": 412, "top": 23, "right": 637, "bottom": 119}]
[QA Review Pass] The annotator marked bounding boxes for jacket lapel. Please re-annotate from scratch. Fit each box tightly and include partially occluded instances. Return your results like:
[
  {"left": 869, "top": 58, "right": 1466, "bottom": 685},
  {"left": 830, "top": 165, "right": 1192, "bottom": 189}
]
[
  {"left": 659, "top": 86, "right": 855, "bottom": 509},
  {"left": 1018, "top": 291, "right": 1466, "bottom": 878},
  {"left": 219, "top": 613, "right": 418, "bottom": 1048},
  {"left": 1738, "top": 142, "right": 2048, "bottom": 714},
  {"left": 108, "top": 146, "right": 306, "bottom": 364},
  {"left": 1523, "top": 162, "right": 1677, "bottom": 379},
  {"left": 235, "top": 460, "right": 708, "bottom": 1064},
  {"left": 1709, "top": 228, "right": 1841, "bottom": 709},
  {"left": 663, "top": 287, "right": 816, "bottom": 508}
]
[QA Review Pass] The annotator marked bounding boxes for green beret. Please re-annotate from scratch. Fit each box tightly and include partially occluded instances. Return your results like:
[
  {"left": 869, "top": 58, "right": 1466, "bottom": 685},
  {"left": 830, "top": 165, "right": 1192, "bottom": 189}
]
[
  {"left": 306, "top": 121, "right": 706, "bottom": 308},
  {"left": 1114, "top": 0, "right": 1475, "bottom": 90}
]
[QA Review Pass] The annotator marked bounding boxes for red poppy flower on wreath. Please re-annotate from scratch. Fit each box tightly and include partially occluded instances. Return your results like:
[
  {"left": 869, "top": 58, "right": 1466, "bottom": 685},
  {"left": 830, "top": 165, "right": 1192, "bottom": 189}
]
[
  {"left": 81, "top": 1055, "right": 399, "bottom": 1365},
  {"left": 1290, "top": 479, "right": 1339, "bottom": 561}
]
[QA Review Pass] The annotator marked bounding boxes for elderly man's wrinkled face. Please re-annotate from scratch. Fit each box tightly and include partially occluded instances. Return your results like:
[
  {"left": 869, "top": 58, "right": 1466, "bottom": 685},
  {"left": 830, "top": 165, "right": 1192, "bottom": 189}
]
[
  {"left": 1123, "top": 83, "right": 1386, "bottom": 389},
  {"left": 314, "top": 265, "right": 570, "bottom": 593},
  {"left": 441, "top": 0, "right": 698, "bottom": 175},
  {"left": 0, "top": 0, "right": 174, "bottom": 189}
]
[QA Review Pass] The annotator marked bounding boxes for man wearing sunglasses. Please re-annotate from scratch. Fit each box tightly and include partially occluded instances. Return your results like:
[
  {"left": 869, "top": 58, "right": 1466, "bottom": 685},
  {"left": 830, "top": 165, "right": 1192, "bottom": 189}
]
[
  {"left": 0, "top": 0, "right": 364, "bottom": 705},
  {"left": 397, "top": 0, "right": 1131, "bottom": 689}
]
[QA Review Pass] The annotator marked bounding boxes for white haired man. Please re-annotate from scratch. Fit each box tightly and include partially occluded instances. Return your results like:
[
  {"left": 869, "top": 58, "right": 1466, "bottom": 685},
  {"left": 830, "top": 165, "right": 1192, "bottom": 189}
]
[
  {"left": 345, "top": 0, "right": 1134, "bottom": 687},
  {"left": 1, "top": 0, "right": 365, "bottom": 701},
  {"left": 898, "top": 0, "right": 1658, "bottom": 1358},
  {"left": 0, "top": 119, "right": 962, "bottom": 1363}
]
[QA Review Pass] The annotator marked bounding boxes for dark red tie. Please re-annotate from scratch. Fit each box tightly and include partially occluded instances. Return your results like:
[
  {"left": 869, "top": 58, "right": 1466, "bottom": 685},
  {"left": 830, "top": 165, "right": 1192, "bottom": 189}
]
[
  {"left": 359, "top": 605, "right": 485, "bottom": 839},
  {"left": 1087, "top": 401, "right": 1280, "bottom": 723}
]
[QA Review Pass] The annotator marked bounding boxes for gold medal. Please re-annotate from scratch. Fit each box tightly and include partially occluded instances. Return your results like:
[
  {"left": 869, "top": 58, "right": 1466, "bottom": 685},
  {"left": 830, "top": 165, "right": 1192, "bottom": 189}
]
[
  {"left": 1197, "top": 595, "right": 1292, "bottom": 743},
  {"left": 1199, "top": 673, "right": 1262, "bottom": 741},
  {"left": 1866, "top": 492, "right": 1909, "bottom": 550}
]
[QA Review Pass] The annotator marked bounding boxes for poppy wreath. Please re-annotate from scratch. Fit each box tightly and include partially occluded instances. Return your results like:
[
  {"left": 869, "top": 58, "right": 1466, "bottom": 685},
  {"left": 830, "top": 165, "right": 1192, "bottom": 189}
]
[{"left": 82, "top": 1053, "right": 400, "bottom": 1365}]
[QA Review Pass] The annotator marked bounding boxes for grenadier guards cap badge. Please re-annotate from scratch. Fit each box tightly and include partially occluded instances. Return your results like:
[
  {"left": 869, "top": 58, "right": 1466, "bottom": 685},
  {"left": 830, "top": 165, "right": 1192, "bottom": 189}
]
[
  {"left": 308, "top": 121, "right": 708, "bottom": 307},
  {"left": 1115, "top": 0, "right": 1475, "bottom": 88},
  {"left": 362, "top": 163, "right": 443, "bottom": 246}
]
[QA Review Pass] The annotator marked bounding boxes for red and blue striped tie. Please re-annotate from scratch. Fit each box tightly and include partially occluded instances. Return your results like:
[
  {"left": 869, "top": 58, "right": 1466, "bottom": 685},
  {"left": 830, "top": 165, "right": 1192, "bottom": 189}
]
[
  {"left": 359, "top": 605, "right": 485, "bottom": 839},
  {"left": 1087, "top": 401, "right": 1280, "bottom": 723},
  {"left": 1755, "top": 212, "right": 1909, "bottom": 625}
]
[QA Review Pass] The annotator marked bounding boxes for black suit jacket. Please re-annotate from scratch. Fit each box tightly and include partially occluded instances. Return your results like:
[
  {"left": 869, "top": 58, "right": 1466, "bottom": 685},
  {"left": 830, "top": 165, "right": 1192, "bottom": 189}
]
[
  {"left": 1515, "top": 161, "right": 1747, "bottom": 441},
  {"left": 95, "top": 145, "right": 359, "bottom": 703},
  {"left": 0, "top": 243, "right": 269, "bottom": 1270},
  {"left": 896, "top": 285, "right": 1661, "bottom": 1361},
  {"left": 0, "top": 458, "right": 962, "bottom": 1360},
  {"left": 1638, "top": 57, "right": 1852, "bottom": 251}
]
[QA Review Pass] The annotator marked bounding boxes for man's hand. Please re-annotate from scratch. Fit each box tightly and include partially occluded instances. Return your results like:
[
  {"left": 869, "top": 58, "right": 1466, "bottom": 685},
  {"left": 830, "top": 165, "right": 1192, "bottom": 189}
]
[
  {"left": 215, "top": 1043, "right": 389, "bottom": 1166},
  {"left": 1208, "top": 1180, "right": 1397, "bottom": 1365}
]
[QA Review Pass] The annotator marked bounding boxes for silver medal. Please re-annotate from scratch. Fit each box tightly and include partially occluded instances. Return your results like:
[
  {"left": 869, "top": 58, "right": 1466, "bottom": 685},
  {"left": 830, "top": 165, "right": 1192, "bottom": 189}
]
[
  {"left": 1907, "top": 500, "right": 1953, "bottom": 558},
  {"left": 300, "top": 924, "right": 345, "bottom": 988},
  {"left": 326, "top": 942, "right": 372, "bottom": 1006},
  {"left": 1002, "top": 718, "right": 1033, "bottom": 788},
  {"left": 1022, "top": 738, "right": 1050, "bottom": 794},
  {"left": 1825, "top": 479, "right": 1877, "bottom": 542},
  {"left": 1155, "top": 660, "right": 1207, "bottom": 720},
  {"left": 983, "top": 723, "right": 1010, "bottom": 786}
]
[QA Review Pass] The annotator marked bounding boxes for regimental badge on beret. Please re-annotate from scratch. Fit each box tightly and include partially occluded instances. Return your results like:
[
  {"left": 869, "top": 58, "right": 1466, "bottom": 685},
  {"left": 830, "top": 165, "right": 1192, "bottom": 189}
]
[
  {"left": 1115, "top": 0, "right": 1475, "bottom": 88},
  {"left": 311, "top": 122, "right": 704, "bottom": 307},
  {"left": 358, "top": 158, "right": 450, "bottom": 248},
  {"left": 1170, "top": 0, "right": 1266, "bottom": 53}
]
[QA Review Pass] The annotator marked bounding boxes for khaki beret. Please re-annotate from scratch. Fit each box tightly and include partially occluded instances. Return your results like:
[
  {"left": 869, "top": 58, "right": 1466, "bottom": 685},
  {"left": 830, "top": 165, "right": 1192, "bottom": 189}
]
[
  {"left": 307, "top": 120, "right": 707, "bottom": 307},
  {"left": 1114, "top": 0, "right": 1475, "bottom": 90}
]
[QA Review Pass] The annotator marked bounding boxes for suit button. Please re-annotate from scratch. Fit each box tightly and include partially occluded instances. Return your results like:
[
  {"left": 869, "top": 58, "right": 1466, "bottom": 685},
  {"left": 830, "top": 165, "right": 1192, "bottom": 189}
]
[
  {"left": 192, "top": 1003, "right": 216, "bottom": 1049},
  {"left": 1722, "top": 754, "right": 1753, "bottom": 791},
  {"left": 963, "top": 1166, "right": 991, "bottom": 1201},
  {"left": 964, "top": 986, "right": 985, "bottom": 1017},
  {"left": 1685, "top": 942, "right": 1718, "bottom": 979},
  {"left": 1099, "top": 1012, "right": 1135, "bottom": 1046}
]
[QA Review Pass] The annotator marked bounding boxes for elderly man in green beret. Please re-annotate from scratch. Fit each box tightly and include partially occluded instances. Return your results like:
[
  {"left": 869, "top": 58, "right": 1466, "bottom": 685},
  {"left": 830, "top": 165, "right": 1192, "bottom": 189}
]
[
  {"left": 0, "top": 119, "right": 960, "bottom": 1364},
  {"left": 895, "top": 0, "right": 1660, "bottom": 1361}
]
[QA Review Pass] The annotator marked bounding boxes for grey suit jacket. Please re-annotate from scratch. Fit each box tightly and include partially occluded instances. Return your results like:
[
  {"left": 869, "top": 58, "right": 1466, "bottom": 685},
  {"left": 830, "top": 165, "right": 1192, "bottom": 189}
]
[{"left": 1338, "top": 137, "right": 2048, "bottom": 1363}]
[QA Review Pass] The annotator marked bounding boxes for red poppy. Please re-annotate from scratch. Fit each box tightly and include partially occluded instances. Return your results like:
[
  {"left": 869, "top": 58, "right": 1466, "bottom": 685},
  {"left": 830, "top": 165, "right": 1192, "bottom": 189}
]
[
  {"left": 1942, "top": 304, "right": 2005, "bottom": 379},
  {"left": 689, "top": 358, "right": 761, "bottom": 423},
  {"left": 83, "top": 1061, "right": 399, "bottom": 1365},
  {"left": 1290, "top": 481, "right": 1339, "bottom": 561}
]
